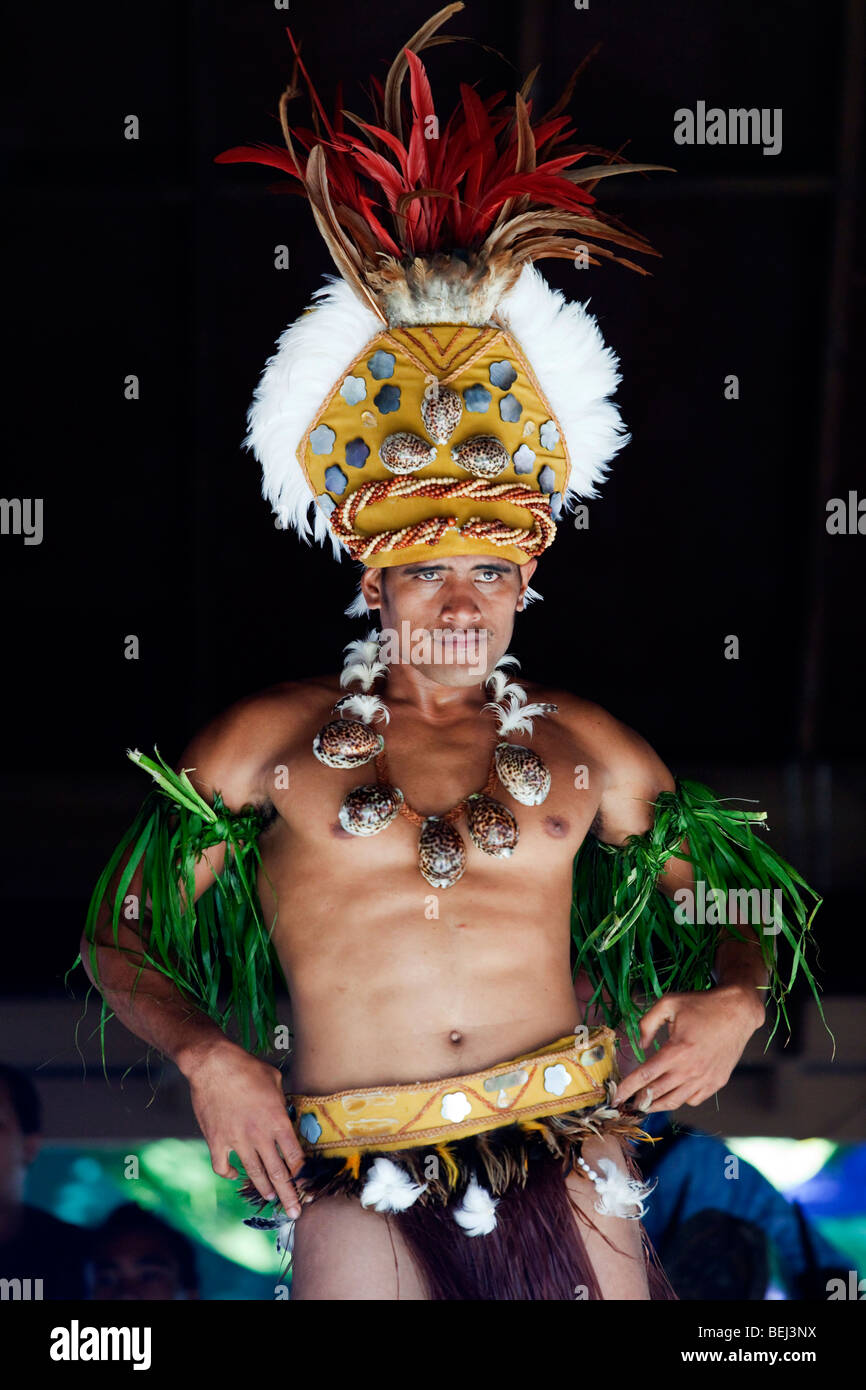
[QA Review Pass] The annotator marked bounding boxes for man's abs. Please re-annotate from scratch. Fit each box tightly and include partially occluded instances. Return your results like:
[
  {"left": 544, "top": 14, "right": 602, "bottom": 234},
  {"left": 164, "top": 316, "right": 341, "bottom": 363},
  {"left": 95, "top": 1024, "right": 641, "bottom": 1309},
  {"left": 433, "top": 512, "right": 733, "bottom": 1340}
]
[{"left": 261, "top": 812, "right": 585, "bottom": 1093}]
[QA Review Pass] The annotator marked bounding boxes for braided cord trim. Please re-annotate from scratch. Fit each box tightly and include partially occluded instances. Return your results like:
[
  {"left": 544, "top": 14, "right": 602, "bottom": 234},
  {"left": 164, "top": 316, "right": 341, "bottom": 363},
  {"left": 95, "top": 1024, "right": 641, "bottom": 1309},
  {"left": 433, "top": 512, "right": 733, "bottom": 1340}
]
[{"left": 329, "top": 475, "right": 555, "bottom": 561}]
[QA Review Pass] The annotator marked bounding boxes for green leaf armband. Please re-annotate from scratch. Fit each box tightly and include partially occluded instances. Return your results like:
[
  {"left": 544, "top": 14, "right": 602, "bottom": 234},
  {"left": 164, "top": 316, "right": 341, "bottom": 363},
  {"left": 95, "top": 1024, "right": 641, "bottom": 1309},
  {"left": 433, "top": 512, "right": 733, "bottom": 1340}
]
[
  {"left": 571, "top": 777, "right": 832, "bottom": 1061},
  {"left": 72, "top": 748, "right": 280, "bottom": 1059}
]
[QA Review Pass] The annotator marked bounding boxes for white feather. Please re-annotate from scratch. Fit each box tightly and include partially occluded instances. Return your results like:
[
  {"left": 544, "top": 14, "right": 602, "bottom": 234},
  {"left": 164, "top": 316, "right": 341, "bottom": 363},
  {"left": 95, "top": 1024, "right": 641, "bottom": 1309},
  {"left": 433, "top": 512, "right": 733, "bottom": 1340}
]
[
  {"left": 334, "top": 692, "right": 390, "bottom": 725},
  {"left": 484, "top": 655, "right": 524, "bottom": 704},
  {"left": 490, "top": 696, "right": 534, "bottom": 736},
  {"left": 275, "top": 1214, "right": 297, "bottom": 1257},
  {"left": 484, "top": 693, "right": 557, "bottom": 736},
  {"left": 244, "top": 277, "right": 383, "bottom": 559},
  {"left": 494, "top": 264, "right": 630, "bottom": 505},
  {"left": 493, "top": 653, "right": 521, "bottom": 672},
  {"left": 339, "top": 632, "right": 389, "bottom": 690},
  {"left": 344, "top": 587, "right": 371, "bottom": 618},
  {"left": 342, "top": 634, "right": 382, "bottom": 668},
  {"left": 483, "top": 678, "right": 525, "bottom": 707},
  {"left": 453, "top": 1176, "right": 499, "bottom": 1237},
  {"left": 590, "top": 1157, "right": 658, "bottom": 1220},
  {"left": 340, "top": 661, "right": 388, "bottom": 691},
  {"left": 360, "top": 1157, "right": 427, "bottom": 1213}
]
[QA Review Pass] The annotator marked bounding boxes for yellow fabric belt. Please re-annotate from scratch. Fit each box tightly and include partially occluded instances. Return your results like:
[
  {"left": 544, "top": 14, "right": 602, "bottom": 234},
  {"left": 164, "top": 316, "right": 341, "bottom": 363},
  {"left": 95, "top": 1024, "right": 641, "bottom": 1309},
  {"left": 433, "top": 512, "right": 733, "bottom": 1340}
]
[{"left": 291, "top": 1027, "right": 620, "bottom": 1159}]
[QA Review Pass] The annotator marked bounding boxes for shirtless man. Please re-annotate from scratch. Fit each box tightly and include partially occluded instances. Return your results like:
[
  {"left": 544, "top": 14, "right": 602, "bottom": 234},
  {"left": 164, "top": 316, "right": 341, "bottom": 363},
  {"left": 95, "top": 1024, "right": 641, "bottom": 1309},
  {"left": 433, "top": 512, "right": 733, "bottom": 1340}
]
[{"left": 80, "top": 552, "right": 769, "bottom": 1300}]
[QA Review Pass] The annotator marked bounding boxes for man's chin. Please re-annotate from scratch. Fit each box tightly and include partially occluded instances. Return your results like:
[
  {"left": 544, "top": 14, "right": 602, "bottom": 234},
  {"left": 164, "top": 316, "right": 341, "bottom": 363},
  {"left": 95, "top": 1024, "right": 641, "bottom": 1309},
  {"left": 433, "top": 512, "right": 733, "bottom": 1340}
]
[{"left": 413, "top": 660, "right": 490, "bottom": 687}]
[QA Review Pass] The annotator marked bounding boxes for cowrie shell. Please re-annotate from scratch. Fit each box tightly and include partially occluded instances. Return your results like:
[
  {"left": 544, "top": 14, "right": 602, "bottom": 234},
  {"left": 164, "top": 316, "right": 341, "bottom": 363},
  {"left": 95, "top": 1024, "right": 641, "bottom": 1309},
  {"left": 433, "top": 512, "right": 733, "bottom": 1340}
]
[
  {"left": 451, "top": 435, "right": 510, "bottom": 479},
  {"left": 379, "top": 432, "right": 437, "bottom": 474},
  {"left": 421, "top": 385, "right": 463, "bottom": 443}
]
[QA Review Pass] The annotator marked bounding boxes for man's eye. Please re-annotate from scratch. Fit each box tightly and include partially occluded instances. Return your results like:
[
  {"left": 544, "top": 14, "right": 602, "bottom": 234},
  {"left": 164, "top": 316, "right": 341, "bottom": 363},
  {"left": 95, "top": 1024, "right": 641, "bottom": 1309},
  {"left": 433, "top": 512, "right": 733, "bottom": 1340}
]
[
  {"left": 416, "top": 571, "right": 442, "bottom": 581},
  {"left": 476, "top": 571, "right": 501, "bottom": 582}
]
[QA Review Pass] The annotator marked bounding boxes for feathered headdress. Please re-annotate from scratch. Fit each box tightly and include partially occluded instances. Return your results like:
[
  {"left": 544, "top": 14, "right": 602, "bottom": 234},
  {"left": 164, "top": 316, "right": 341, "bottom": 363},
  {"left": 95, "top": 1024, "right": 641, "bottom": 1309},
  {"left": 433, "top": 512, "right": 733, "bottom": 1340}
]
[{"left": 216, "top": 4, "right": 670, "bottom": 566}]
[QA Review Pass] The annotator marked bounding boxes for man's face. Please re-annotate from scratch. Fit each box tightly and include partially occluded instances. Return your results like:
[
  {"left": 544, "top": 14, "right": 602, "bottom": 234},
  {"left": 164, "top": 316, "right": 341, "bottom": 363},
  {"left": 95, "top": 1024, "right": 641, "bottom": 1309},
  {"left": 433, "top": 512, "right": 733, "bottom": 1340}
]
[
  {"left": 359, "top": 554, "right": 537, "bottom": 687},
  {"left": 0, "top": 1082, "right": 38, "bottom": 1205},
  {"left": 87, "top": 1233, "right": 195, "bottom": 1301}
]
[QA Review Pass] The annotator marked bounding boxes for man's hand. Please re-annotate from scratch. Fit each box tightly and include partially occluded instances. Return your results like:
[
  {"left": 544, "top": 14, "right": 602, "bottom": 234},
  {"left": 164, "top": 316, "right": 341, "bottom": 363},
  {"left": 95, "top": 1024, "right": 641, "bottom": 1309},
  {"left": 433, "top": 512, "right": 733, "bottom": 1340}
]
[
  {"left": 612, "top": 984, "right": 765, "bottom": 1113},
  {"left": 180, "top": 1038, "right": 306, "bottom": 1218}
]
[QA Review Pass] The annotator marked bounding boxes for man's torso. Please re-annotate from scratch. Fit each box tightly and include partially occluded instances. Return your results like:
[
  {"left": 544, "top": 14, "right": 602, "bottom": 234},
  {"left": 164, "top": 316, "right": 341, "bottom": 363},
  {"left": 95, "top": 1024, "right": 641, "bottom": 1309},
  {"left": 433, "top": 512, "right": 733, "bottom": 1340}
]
[{"left": 210, "top": 675, "right": 638, "bottom": 1092}]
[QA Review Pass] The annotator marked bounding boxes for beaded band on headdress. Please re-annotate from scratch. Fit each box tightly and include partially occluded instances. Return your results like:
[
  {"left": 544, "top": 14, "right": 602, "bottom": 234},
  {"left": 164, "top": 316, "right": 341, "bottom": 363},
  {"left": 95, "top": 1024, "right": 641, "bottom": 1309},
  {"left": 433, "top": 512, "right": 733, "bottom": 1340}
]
[{"left": 330, "top": 475, "right": 555, "bottom": 561}]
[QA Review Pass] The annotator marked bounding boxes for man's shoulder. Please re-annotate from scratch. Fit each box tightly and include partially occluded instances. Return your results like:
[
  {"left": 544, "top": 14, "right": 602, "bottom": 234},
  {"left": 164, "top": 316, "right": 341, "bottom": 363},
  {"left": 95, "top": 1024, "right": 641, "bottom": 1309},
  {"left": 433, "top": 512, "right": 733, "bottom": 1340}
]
[
  {"left": 525, "top": 684, "right": 647, "bottom": 761},
  {"left": 530, "top": 684, "right": 675, "bottom": 837},
  {"left": 179, "top": 675, "right": 340, "bottom": 809}
]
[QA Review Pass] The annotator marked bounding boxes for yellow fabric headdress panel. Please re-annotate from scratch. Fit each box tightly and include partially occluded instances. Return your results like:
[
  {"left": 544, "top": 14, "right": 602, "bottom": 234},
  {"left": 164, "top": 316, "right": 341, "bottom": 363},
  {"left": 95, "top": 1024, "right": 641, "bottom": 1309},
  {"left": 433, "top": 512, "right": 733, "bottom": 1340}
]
[{"left": 301, "top": 323, "right": 569, "bottom": 568}]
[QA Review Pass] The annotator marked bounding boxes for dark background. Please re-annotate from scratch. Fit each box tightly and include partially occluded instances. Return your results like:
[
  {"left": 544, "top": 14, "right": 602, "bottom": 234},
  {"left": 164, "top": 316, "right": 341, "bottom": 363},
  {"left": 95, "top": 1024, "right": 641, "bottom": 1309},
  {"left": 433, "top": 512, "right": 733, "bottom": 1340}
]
[{"left": 2, "top": 0, "right": 864, "bottom": 1018}]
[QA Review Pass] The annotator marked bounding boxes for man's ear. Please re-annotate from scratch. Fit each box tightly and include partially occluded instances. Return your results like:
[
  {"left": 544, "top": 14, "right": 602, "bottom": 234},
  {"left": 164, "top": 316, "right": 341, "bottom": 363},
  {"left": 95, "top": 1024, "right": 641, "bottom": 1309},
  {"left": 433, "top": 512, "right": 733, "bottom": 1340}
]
[
  {"left": 359, "top": 567, "right": 385, "bottom": 613},
  {"left": 516, "top": 558, "right": 538, "bottom": 611}
]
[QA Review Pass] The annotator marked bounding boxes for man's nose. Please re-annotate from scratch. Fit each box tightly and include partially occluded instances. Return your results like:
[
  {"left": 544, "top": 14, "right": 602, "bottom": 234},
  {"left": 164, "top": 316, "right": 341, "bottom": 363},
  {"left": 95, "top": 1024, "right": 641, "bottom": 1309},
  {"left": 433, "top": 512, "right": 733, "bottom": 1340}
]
[{"left": 438, "top": 582, "right": 483, "bottom": 625}]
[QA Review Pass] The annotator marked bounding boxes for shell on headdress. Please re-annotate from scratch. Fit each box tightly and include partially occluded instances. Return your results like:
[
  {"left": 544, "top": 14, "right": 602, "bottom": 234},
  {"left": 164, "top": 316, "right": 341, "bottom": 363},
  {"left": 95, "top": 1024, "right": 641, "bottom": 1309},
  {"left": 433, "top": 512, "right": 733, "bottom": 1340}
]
[
  {"left": 451, "top": 435, "right": 510, "bottom": 479},
  {"left": 418, "top": 816, "right": 467, "bottom": 888},
  {"left": 313, "top": 719, "right": 384, "bottom": 769},
  {"left": 465, "top": 794, "right": 519, "bottom": 857},
  {"left": 494, "top": 743, "right": 551, "bottom": 806},
  {"left": 379, "top": 432, "right": 437, "bottom": 474},
  {"left": 338, "top": 783, "right": 404, "bottom": 836},
  {"left": 421, "top": 385, "right": 463, "bottom": 444}
]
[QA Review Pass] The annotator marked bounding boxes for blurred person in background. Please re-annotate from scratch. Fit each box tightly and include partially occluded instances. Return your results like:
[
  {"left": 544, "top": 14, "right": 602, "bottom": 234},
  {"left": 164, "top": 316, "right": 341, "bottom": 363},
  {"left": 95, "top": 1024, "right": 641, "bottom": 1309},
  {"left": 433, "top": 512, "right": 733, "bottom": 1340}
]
[
  {"left": 86, "top": 1203, "right": 199, "bottom": 1301},
  {"left": 0, "top": 1062, "right": 88, "bottom": 1300},
  {"left": 633, "top": 1113, "right": 851, "bottom": 1300}
]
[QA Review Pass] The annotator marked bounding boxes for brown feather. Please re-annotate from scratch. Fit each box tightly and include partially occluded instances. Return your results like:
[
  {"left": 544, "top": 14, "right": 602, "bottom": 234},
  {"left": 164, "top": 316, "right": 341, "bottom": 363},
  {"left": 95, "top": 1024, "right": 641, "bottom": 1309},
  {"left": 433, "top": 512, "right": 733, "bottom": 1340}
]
[
  {"left": 332, "top": 203, "right": 383, "bottom": 258},
  {"left": 493, "top": 91, "right": 537, "bottom": 231},
  {"left": 518, "top": 64, "right": 540, "bottom": 104},
  {"left": 278, "top": 86, "right": 308, "bottom": 182},
  {"left": 383, "top": 3, "right": 465, "bottom": 141},
  {"left": 564, "top": 160, "right": 677, "bottom": 183},
  {"left": 508, "top": 239, "right": 654, "bottom": 277},
  {"left": 305, "top": 146, "right": 362, "bottom": 269},
  {"left": 540, "top": 41, "right": 602, "bottom": 125},
  {"left": 305, "top": 146, "right": 388, "bottom": 320},
  {"left": 483, "top": 207, "right": 623, "bottom": 255},
  {"left": 340, "top": 107, "right": 387, "bottom": 156},
  {"left": 485, "top": 207, "right": 657, "bottom": 260}
]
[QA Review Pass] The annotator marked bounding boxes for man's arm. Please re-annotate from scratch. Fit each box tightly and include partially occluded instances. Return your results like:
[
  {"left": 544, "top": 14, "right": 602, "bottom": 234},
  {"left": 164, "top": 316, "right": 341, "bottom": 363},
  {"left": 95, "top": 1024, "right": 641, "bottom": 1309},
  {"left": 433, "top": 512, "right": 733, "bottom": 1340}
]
[
  {"left": 79, "top": 705, "right": 305, "bottom": 1216},
  {"left": 649, "top": 807, "right": 770, "bottom": 1004},
  {"left": 583, "top": 706, "right": 766, "bottom": 1112}
]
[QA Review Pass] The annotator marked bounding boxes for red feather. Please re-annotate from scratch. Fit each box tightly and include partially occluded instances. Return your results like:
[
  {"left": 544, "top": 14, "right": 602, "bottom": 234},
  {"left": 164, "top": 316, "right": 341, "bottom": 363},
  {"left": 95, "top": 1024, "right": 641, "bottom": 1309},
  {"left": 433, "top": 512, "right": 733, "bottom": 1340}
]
[
  {"left": 357, "top": 195, "right": 403, "bottom": 257},
  {"left": 349, "top": 119, "right": 410, "bottom": 178},
  {"left": 214, "top": 143, "right": 303, "bottom": 179},
  {"left": 405, "top": 49, "right": 435, "bottom": 186},
  {"left": 477, "top": 174, "right": 597, "bottom": 218},
  {"left": 284, "top": 26, "right": 336, "bottom": 141},
  {"left": 214, "top": 25, "right": 659, "bottom": 273}
]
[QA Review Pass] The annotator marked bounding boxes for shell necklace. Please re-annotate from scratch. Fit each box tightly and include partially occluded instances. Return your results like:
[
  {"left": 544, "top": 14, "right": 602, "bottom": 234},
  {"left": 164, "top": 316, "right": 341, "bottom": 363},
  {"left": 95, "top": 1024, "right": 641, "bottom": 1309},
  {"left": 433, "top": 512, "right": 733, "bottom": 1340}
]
[{"left": 312, "top": 633, "right": 558, "bottom": 888}]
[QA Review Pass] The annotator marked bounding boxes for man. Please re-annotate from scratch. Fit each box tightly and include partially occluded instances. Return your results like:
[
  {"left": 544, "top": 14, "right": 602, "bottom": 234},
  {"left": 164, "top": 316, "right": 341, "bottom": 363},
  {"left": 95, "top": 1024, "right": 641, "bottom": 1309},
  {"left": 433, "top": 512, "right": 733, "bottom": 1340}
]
[
  {"left": 0, "top": 1063, "right": 89, "bottom": 1300},
  {"left": 77, "top": 8, "right": 824, "bottom": 1300},
  {"left": 87, "top": 1204, "right": 199, "bottom": 1301},
  {"left": 77, "top": 555, "right": 798, "bottom": 1299}
]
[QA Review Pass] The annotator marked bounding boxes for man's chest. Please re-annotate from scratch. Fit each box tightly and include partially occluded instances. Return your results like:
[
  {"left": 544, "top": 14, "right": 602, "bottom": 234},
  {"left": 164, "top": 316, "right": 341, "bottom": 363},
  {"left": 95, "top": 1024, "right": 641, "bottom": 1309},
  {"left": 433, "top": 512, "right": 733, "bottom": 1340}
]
[{"left": 262, "top": 714, "right": 605, "bottom": 869}]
